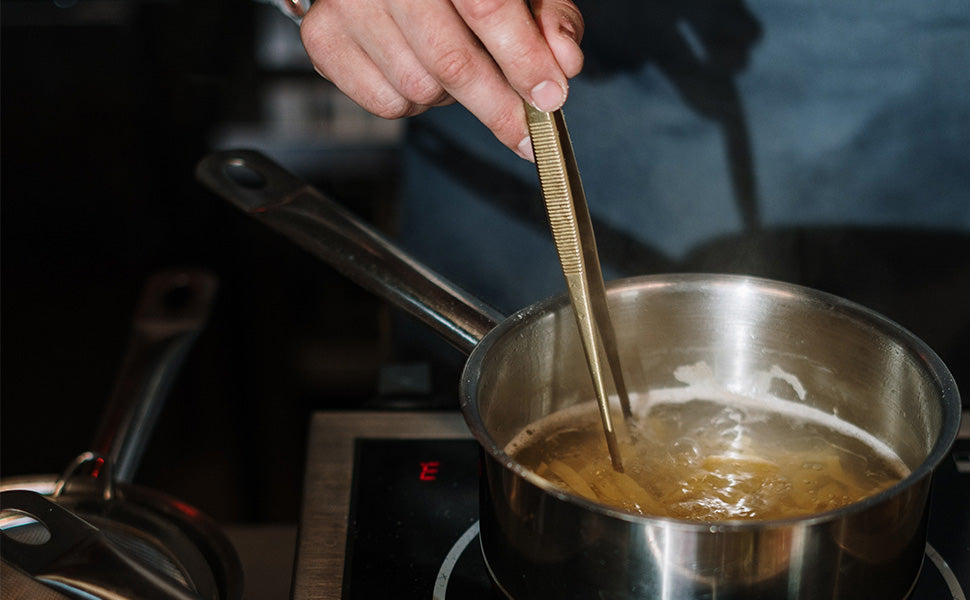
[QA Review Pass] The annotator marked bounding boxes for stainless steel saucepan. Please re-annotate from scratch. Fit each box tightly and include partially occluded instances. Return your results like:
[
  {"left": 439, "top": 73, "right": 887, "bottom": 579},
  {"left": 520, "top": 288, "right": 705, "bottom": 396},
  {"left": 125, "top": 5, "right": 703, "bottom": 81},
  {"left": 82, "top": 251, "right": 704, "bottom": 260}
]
[{"left": 197, "top": 149, "right": 960, "bottom": 600}]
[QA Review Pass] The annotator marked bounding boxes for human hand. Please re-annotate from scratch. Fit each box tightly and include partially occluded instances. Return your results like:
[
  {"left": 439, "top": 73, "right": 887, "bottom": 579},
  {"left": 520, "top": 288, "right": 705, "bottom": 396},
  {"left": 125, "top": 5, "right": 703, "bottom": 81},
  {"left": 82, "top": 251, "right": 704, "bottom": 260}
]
[{"left": 299, "top": 0, "right": 585, "bottom": 160}]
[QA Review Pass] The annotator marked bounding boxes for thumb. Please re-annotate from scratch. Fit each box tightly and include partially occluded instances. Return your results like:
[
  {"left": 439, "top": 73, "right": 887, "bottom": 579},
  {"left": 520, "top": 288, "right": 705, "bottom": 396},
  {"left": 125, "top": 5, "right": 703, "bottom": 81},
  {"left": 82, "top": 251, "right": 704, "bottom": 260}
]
[{"left": 532, "top": 0, "right": 585, "bottom": 78}]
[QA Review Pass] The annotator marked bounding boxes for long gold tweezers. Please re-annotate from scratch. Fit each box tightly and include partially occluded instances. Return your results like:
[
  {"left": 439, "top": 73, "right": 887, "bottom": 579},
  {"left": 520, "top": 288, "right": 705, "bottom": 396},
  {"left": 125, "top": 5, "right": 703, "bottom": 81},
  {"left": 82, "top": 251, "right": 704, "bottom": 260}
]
[{"left": 526, "top": 104, "right": 632, "bottom": 472}]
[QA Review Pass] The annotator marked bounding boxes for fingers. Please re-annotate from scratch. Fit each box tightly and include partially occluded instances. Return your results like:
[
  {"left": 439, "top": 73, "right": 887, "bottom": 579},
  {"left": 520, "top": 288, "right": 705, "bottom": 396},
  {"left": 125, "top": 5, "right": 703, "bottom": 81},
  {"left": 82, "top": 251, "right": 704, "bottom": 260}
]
[
  {"left": 390, "top": 0, "right": 543, "bottom": 157},
  {"left": 531, "top": 0, "right": 585, "bottom": 78},
  {"left": 300, "top": 0, "right": 586, "bottom": 159},
  {"left": 301, "top": 0, "right": 451, "bottom": 120},
  {"left": 450, "top": 0, "right": 567, "bottom": 112}
]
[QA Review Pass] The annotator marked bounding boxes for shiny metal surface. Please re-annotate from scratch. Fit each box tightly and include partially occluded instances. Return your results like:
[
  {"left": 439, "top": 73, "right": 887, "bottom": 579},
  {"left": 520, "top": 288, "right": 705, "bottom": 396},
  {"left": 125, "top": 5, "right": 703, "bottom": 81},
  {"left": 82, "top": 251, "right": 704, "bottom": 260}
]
[
  {"left": 1, "top": 477, "right": 244, "bottom": 600},
  {"left": 0, "top": 270, "right": 242, "bottom": 600},
  {"left": 198, "top": 150, "right": 961, "bottom": 599},
  {"left": 526, "top": 104, "right": 631, "bottom": 470},
  {"left": 1, "top": 489, "right": 204, "bottom": 600},
  {"left": 462, "top": 274, "right": 960, "bottom": 599},
  {"left": 195, "top": 150, "right": 503, "bottom": 355},
  {"left": 92, "top": 270, "right": 218, "bottom": 486}
]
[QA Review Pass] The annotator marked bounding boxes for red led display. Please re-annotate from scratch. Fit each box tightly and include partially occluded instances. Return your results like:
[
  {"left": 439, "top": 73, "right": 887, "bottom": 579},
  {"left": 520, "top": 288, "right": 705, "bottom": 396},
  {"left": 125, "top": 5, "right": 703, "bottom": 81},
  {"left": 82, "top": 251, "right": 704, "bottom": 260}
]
[{"left": 419, "top": 461, "right": 440, "bottom": 481}]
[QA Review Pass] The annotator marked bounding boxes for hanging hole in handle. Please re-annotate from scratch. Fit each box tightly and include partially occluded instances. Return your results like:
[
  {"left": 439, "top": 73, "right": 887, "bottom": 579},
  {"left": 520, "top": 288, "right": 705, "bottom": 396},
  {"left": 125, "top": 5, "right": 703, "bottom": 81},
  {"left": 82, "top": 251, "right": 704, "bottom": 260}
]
[
  {"left": 0, "top": 509, "right": 53, "bottom": 545},
  {"left": 161, "top": 280, "right": 196, "bottom": 313},
  {"left": 223, "top": 160, "right": 267, "bottom": 190}
]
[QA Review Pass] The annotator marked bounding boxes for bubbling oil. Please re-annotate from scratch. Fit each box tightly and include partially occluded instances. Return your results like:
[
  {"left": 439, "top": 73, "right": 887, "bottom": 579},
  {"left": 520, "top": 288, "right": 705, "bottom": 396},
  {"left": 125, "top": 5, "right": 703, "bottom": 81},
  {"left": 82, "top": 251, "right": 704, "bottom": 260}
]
[{"left": 507, "top": 364, "right": 909, "bottom": 522}]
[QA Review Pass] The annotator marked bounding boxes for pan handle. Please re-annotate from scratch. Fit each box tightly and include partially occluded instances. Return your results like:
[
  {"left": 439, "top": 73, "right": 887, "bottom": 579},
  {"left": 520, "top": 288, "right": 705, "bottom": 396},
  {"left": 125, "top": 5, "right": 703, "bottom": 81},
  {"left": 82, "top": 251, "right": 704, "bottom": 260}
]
[
  {"left": 87, "top": 269, "right": 218, "bottom": 488},
  {"left": 195, "top": 149, "right": 504, "bottom": 355}
]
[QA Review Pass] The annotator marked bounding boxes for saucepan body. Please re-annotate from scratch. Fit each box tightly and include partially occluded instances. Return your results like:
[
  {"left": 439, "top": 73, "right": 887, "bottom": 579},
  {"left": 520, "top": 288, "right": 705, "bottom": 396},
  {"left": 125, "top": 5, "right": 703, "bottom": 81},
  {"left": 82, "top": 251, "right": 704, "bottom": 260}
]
[{"left": 461, "top": 274, "right": 960, "bottom": 599}]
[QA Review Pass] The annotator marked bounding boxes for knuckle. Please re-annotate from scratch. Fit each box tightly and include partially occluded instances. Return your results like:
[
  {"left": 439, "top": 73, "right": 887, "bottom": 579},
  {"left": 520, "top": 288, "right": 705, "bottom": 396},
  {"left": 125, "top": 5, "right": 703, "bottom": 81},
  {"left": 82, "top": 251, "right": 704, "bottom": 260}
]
[
  {"left": 299, "top": 0, "right": 337, "bottom": 42},
  {"left": 397, "top": 72, "right": 448, "bottom": 107},
  {"left": 367, "top": 91, "right": 414, "bottom": 120},
  {"left": 300, "top": 18, "right": 341, "bottom": 65},
  {"left": 457, "top": 0, "right": 506, "bottom": 22},
  {"left": 431, "top": 45, "right": 478, "bottom": 88},
  {"left": 487, "top": 105, "right": 526, "bottom": 145},
  {"left": 299, "top": 18, "right": 326, "bottom": 53},
  {"left": 502, "top": 41, "right": 539, "bottom": 73}
]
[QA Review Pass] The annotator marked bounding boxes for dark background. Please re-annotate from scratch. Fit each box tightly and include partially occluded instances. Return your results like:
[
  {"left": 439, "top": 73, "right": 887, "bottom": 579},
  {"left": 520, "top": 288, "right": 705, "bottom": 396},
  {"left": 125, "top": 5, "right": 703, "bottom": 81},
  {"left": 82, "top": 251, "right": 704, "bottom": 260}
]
[{"left": 0, "top": 0, "right": 414, "bottom": 524}]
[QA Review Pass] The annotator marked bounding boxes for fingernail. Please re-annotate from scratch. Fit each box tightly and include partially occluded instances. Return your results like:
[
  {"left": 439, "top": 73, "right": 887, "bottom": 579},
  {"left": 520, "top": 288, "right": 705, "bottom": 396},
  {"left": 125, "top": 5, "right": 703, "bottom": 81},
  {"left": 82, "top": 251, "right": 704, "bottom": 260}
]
[
  {"left": 559, "top": 20, "right": 579, "bottom": 44},
  {"left": 517, "top": 136, "right": 535, "bottom": 162},
  {"left": 530, "top": 80, "right": 566, "bottom": 113}
]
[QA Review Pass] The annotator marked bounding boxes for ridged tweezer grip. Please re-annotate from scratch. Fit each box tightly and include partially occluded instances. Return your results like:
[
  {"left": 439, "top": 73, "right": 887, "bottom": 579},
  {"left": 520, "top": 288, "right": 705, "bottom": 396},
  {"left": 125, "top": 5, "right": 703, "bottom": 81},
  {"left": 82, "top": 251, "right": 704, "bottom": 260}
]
[
  {"left": 526, "top": 103, "right": 632, "bottom": 471},
  {"left": 528, "top": 110, "right": 583, "bottom": 274}
]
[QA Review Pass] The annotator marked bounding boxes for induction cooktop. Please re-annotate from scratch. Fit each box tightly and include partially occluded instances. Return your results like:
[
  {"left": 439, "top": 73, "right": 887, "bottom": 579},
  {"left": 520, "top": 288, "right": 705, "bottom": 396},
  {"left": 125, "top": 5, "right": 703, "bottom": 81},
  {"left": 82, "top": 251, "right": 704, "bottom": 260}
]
[{"left": 293, "top": 411, "right": 969, "bottom": 600}]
